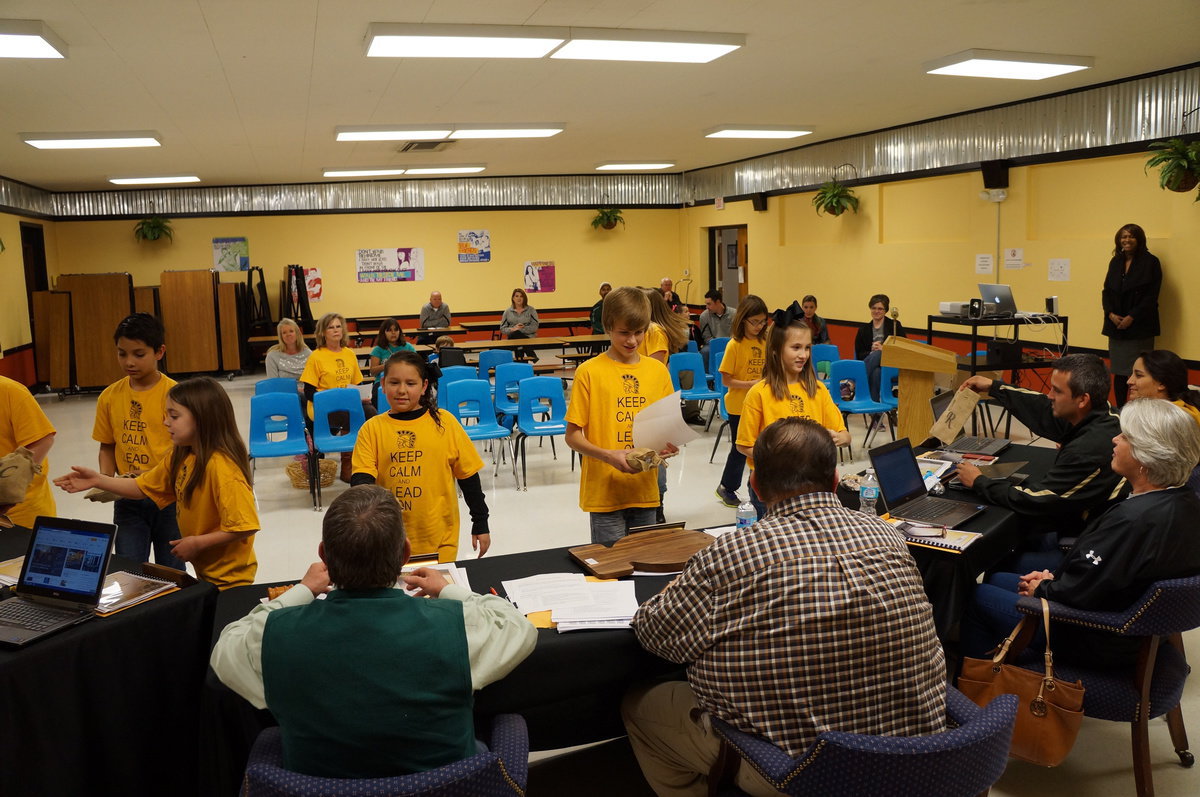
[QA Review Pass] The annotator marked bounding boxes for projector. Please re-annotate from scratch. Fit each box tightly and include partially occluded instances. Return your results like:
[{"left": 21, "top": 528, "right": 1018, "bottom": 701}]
[{"left": 939, "top": 301, "right": 970, "bottom": 316}]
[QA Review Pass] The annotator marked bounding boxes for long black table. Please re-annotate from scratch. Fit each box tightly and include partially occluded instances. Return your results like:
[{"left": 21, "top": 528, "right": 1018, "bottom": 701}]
[{"left": 0, "top": 526, "right": 218, "bottom": 797}]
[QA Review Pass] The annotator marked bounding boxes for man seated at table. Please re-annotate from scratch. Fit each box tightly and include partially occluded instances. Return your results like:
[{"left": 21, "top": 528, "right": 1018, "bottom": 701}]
[
  {"left": 209, "top": 485, "right": 536, "bottom": 778},
  {"left": 623, "top": 417, "right": 946, "bottom": 796},
  {"left": 955, "top": 353, "right": 1128, "bottom": 564},
  {"left": 696, "top": 289, "right": 732, "bottom": 359},
  {"left": 418, "top": 291, "right": 452, "bottom": 343}
]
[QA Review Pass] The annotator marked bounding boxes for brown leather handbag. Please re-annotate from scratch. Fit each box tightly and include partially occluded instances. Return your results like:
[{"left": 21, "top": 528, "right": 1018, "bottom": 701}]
[{"left": 958, "top": 597, "right": 1085, "bottom": 766}]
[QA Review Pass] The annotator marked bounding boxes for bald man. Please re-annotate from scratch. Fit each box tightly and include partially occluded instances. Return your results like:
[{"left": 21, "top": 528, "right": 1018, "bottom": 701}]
[{"left": 418, "top": 292, "right": 452, "bottom": 343}]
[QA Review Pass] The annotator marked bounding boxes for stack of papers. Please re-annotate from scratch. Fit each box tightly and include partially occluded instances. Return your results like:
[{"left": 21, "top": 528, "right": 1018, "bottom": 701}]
[
  {"left": 400, "top": 561, "right": 472, "bottom": 595},
  {"left": 501, "top": 573, "right": 639, "bottom": 633},
  {"left": 0, "top": 556, "right": 23, "bottom": 587}
]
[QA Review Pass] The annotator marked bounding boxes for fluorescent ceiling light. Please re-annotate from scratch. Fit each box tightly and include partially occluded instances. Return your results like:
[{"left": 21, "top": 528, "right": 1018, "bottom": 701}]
[
  {"left": 924, "top": 49, "right": 1093, "bottom": 80},
  {"left": 323, "top": 168, "right": 407, "bottom": 178},
  {"left": 450, "top": 126, "right": 563, "bottom": 139},
  {"left": 705, "top": 125, "right": 813, "bottom": 139},
  {"left": 403, "top": 166, "right": 486, "bottom": 175},
  {"left": 109, "top": 175, "right": 200, "bottom": 185},
  {"left": 366, "top": 23, "right": 565, "bottom": 58},
  {"left": 551, "top": 28, "right": 743, "bottom": 63},
  {"left": 335, "top": 126, "right": 452, "bottom": 142},
  {"left": 596, "top": 162, "right": 675, "bottom": 171},
  {"left": 23, "top": 132, "right": 161, "bottom": 149},
  {"left": 0, "top": 19, "right": 68, "bottom": 58}
]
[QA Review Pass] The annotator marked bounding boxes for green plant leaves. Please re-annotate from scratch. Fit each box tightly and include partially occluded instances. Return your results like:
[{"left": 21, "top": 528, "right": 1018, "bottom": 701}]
[
  {"left": 812, "top": 180, "right": 859, "bottom": 216},
  {"left": 133, "top": 216, "right": 174, "bottom": 242}
]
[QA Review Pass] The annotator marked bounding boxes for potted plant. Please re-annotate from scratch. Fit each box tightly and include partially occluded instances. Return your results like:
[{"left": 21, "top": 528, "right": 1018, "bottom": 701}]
[
  {"left": 812, "top": 180, "right": 860, "bottom": 216},
  {"left": 1145, "top": 138, "right": 1200, "bottom": 193},
  {"left": 591, "top": 208, "right": 625, "bottom": 230},
  {"left": 133, "top": 216, "right": 174, "bottom": 242}
]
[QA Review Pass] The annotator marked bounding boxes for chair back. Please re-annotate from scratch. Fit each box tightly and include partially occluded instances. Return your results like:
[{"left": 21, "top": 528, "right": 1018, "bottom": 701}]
[
  {"left": 255, "top": 377, "right": 299, "bottom": 396},
  {"left": 478, "top": 349, "right": 514, "bottom": 381},
  {"left": 437, "top": 347, "right": 468, "bottom": 368},
  {"left": 708, "top": 337, "right": 731, "bottom": 377},
  {"left": 493, "top": 362, "right": 534, "bottom": 414},
  {"left": 686, "top": 339, "right": 699, "bottom": 354},
  {"left": 516, "top": 377, "right": 568, "bottom": 434},
  {"left": 1107, "top": 575, "right": 1200, "bottom": 637},
  {"left": 668, "top": 351, "right": 706, "bottom": 392},
  {"left": 879, "top": 366, "right": 900, "bottom": 406},
  {"left": 442, "top": 379, "right": 495, "bottom": 425},
  {"left": 812, "top": 344, "right": 840, "bottom": 377},
  {"left": 436, "top": 366, "right": 480, "bottom": 410},
  {"left": 248, "top": 392, "right": 309, "bottom": 458},
  {"left": 311, "top": 388, "right": 367, "bottom": 454}
]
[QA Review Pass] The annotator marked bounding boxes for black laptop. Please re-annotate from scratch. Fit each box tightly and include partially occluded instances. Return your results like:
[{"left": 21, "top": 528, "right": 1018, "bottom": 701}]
[
  {"left": 0, "top": 516, "right": 115, "bottom": 647},
  {"left": 868, "top": 439, "right": 985, "bottom": 527},
  {"left": 929, "top": 390, "right": 1011, "bottom": 456}
]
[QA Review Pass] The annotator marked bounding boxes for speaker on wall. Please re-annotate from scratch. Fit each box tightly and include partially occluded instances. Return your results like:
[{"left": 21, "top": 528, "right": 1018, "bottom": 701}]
[
  {"left": 980, "top": 160, "right": 1011, "bottom": 190},
  {"left": 751, "top": 193, "right": 768, "bottom": 212}
]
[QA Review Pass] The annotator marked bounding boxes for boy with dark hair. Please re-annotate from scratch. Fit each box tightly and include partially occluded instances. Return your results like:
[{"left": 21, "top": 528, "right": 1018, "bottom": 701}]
[
  {"left": 211, "top": 485, "right": 536, "bottom": 778},
  {"left": 92, "top": 313, "right": 183, "bottom": 567}
]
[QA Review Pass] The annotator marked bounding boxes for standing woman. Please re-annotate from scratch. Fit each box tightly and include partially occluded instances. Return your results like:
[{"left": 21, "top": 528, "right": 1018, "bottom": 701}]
[
  {"left": 500, "top": 288, "right": 540, "bottom": 361},
  {"left": 264, "top": 318, "right": 311, "bottom": 382},
  {"left": 1102, "top": 223, "right": 1162, "bottom": 409}
]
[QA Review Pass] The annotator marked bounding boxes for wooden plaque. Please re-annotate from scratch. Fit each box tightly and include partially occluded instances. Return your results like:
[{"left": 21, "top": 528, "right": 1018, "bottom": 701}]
[{"left": 569, "top": 528, "right": 715, "bottom": 579}]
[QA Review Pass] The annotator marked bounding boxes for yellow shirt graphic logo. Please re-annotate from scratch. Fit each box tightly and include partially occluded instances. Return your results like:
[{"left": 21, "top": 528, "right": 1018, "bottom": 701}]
[
  {"left": 788, "top": 393, "right": 806, "bottom": 414},
  {"left": 622, "top": 374, "right": 640, "bottom": 394},
  {"left": 129, "top": 399, "right": 143, "bottom": 420},
  {"left": 396, "top": 430, "right": 417, "bottom": 449}
]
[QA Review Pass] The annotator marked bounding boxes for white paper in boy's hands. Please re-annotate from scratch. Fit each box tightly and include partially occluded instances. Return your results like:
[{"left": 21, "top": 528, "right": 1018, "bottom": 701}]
[{"left": 632, "top": 391, "right": 700, "bottom": 452}]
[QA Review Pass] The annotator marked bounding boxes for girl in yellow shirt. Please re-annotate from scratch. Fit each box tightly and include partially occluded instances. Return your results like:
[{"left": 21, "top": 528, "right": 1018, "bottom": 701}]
[
  {"left": 736, "top": 305, "right": 849, "bottom": 516},
  {"left": 637, "top": 288, "right": 690, "bottom": 363},
  {"left": 714, "top": 295, "right": 769, "bottom": 507},
  {"left": 56, "top": 377, "right": 258, "bottom": 589}
]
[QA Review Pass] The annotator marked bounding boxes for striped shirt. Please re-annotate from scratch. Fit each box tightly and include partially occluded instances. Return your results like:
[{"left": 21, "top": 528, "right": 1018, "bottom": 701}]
[{"left": 632, "top": 491, "right": 946, "bottom": 756}]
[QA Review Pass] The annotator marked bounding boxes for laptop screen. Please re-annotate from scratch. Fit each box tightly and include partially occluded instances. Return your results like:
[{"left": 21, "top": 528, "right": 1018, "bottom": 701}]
[
  {"left": 977, "top": 283, "right": 1017, "bottom": 315},
  {"left": 20, "top": 518, "right": 112, "bottom": 601},
  {"left": 868, "top": 439, "right": 927, "bottom": 508}
]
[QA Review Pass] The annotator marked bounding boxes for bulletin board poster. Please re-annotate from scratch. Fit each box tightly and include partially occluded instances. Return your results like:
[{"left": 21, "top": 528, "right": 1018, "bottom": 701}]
[
  {"left": 356, "top": 248, "right": 425, "bottom": 283},
  {"left": 303, "top": 267, "right": 323, "bottom": 301},
  {"left": 524, "top": 260, "right": 555, "bottom": 293},
  {"left": 457, "top": 230, "right": 491, "bottom": 263},
  {"left": 213, "top": 237, "right": 250, "bottom": 271}
]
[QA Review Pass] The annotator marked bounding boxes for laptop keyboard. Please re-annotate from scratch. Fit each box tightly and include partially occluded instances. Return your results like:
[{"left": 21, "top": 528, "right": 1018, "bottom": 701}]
[
  {"left": 952, "top": 436, "right": 993, "bottom": 452},
  {"left": 0, "top": 599, "right": 72, "bottom": 631},
  {"left": 897, "top": 497, "right": 952, "bottom": 522}
]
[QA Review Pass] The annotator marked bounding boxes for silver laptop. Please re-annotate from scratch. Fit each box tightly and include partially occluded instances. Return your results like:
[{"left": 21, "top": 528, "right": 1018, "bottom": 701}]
[
  {"left": 868, "top": 439, "right": 984, "bottom": 527},
  {"left": 977, "top": 283, "right": 1031, "bottom": 319},
  {"left": 0, "top": 516, "right": 115, "bottom": 647},
  {"left": 929, "top": 391, "right": 1011, "bottom": 456}
]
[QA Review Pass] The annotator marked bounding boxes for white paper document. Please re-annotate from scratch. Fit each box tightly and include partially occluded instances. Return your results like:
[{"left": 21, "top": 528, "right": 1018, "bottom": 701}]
[
  {"left": 501, "top": 572, "right": 589, "bottom": 614},
  {"left": 633, "top": 390, "right": 700, "bottom": 452}
]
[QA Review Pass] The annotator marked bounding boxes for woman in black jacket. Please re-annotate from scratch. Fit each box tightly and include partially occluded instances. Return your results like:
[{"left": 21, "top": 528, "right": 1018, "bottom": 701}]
[
  {"left": 853, "top": 293, "right": 905, "bottom": 401},
  {"left": 1101, "top": 223, "right": 1162, "bottom": 408}
]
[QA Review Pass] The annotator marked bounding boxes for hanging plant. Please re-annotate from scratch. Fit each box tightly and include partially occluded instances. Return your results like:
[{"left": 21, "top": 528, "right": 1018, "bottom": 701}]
[
  {"left": 133, "top": 216, "right": 174, "bottom": 242},
  {"left": 1144, "top": 138, "right": 1200, "bottom": 195},
  {"left": 812, "top": 162, "right": 861, "bottom": 216},
  {"left": 591, "top": 207, "right": 625, "bottom": 230}
]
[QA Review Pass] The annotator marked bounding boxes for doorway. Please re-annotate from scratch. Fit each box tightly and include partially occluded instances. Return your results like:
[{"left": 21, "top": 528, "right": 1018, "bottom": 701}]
[
  {"left": 20, "top": 222, "right": 49, "bottom": 330},
  {"left": 708, "top": 226, "right": 747, "bottom": 305}
]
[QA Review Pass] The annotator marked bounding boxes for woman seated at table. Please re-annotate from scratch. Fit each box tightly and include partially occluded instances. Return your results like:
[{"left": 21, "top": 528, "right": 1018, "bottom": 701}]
[
  {"left": 853, "top": 293, "right": 905, "bottom": 401},
  {"left": 1127, "top": 348, "right": 1200, "bottom": 495},
  {"left": 499, "top": 288, "right": 539, "bottom": 361},
  {"left": 960, "top": 398, "right": 1200, "bottom": 667}
]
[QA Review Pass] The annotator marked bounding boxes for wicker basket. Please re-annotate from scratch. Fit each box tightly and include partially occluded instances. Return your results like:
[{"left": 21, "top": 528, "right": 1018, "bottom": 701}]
[{"left": 286, "top": 458, "right": 336, "bottom": 489}]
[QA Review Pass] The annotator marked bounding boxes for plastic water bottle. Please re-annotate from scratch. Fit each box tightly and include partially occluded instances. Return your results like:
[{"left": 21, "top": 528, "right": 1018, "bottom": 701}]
[
  {"left": 859, "top": 469, "right": 880, "bottom": 515},
  {"left": 735, "top": 500, "right": 758, "bottom": 530}
]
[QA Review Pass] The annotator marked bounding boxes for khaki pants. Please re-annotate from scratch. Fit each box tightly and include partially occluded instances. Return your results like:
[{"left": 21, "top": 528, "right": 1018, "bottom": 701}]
[{"left": 621, "top": 681, "right": 782, "bottom": 796}]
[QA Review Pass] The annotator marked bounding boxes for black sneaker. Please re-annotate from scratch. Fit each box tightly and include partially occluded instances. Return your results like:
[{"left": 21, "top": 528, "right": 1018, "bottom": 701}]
[{"left": 715, "top": 485, "right": 742, "bottom": 508}]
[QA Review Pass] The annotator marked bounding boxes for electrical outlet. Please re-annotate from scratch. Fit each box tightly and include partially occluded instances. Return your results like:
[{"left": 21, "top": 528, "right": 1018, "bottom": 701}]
[{"left": 683, "top": 269, "right": 689, "bottom": 276}]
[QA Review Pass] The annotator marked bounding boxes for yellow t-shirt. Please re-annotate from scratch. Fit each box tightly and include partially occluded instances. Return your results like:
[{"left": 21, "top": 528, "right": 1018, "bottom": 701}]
[
  {"left": 0, "top": 376, "right": 56, "bottom": 527},
  {"left": 736, "top": 379, "right": 846, "bottom": 468},
  {"left": 565, "top": 354, "right": 674, "bottom": 513},
  {"left": 137, "top": 451, "right": 259, "bottom": 589},
  {"left": 351, "top": 410, "right": 483, "bottom": 563},
  {"left": 718, "top": 337, "right": 767, "bottom": 415},
  {"left": 300, "top": 347, "right": 363, "bottom": 419},
  {"left": 1173, "top": 399, "right": 1200, "bottom": 431},
  {"left": 92, "top": 375, "right": 177, "bottom": 475},
  {"left": 637, "top": 323, "right": 669, "bottom": 360}
]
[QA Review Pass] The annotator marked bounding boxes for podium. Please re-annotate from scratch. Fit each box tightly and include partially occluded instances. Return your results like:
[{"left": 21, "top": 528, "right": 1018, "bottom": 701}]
[{"left": 881, "top": 337, "right": 958, "bottom": 441}]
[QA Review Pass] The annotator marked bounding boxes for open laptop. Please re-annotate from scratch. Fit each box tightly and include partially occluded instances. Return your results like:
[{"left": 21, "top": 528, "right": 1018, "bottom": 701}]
[
  {"left": 0, "top": 516, "right": 115, "bottom": 647},
  {"left": 868, "top": 439, "right": 985, "bottom": 527},
  {"left": 977, "top": 283, "right": 1031, "bottom": 319},
  {"left": 929, "top": 390, "right": 1011, "bottom": 456}
]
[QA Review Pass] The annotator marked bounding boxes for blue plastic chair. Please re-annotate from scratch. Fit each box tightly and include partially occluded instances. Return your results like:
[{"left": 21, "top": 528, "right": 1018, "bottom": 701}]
[
  {"left": 255, "top": 378, "right": 300, "bottom": 434},
  {"left": 478, "top": 349, "right": 514, "bottom": 381},
  {"left": 686, "top": 339, "right": 699, "bottom": 354},
  {"left": 709, "top": 688, "right": 1015, "bottom": 797},
  {"left": 442, "top": 379, "right": 515, "bottom": 478},
  {"left": 709, "top": 380, "right": 732, "bottom": 464},
  {"left": 436, "top": 366, "right": 481, "bottom": 415},
  {"left": 248, "top": 392, "right": 316, "bottom": 508},
  {"left": 811, "top": 343, "right": 840, "bottom": 387},
  {"left": 828, "top": 359, "right": 893, "bottom": 457},
  {"left": 243, "top": 713, "right": 529, "bottom": 797},
  {"left": 668, "top": 351, "right": 723, "bottom": 429},
  {"left": 311, "top": 388, "right": 367, "bottom": 509},
  {"left": 708, "top": 337, "right": 731, "bottom": 387},
  {"left": 492, "top": 361, "right": 534, "bottom": 421},
  {"left": 513, "top": 377, "right": 568, "bottom": 491},
  {"left": 878, "top": 366, "right": 900, "bottom": 411}
]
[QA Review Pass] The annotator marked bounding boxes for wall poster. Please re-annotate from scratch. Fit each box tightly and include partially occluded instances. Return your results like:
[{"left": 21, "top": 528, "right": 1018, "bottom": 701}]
[
  {"left": 457, "top": 230, "right": 491, "bottom": 263},
  {"left": 356, "top": 248, "right": 425, "bottom": 283},
  {"left": 524, "top": 260, "right": 555, "bottom": 293},
  {"left": 213, "top": 237, "right": 250, "bottom": 271}
]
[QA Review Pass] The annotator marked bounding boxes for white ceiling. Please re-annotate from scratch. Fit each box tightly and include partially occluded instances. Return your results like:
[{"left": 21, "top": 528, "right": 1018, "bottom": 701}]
[{"left": 2, "top": 0, "right": 1198, "bottom": 193}]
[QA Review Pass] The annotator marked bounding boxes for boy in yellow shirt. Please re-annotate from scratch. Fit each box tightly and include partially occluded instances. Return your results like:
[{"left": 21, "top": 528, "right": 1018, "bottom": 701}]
[
  {"left": 566, "top": 287, "right": 677, "bottom": 543},
  {"left": 0, "top": 376, "right": 56, "bottom": 527},
  {"left": 92, "top": 314, "right": 183, "bottom": 567}
]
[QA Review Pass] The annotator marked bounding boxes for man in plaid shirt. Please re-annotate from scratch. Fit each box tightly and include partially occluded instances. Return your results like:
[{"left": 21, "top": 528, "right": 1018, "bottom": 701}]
[{"left": 624, "top": 417, "right": 946, "bottom": 796}]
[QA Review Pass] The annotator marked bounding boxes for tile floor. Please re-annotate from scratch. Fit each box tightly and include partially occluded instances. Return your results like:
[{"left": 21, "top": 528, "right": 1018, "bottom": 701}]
[{"left": 29, "top": 371, "right": 1200, "bottom": 796}]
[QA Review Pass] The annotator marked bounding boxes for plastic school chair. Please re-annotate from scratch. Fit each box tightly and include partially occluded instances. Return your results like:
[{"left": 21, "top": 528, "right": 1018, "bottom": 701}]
[
  {"left": 708, "top": 337, "right": 731, "bottom": 387},
  {"left": 442, "top": 379, "right": 516, "bottom": 479},
  {"left": 311, "top": 388, "right": 367, "bottom": 510},
  {"left": 435, "top": 366, "right": 480, "bottom": 415},
  {"left": 477, "top": 349, "right": 514, "bottom": 382},
  {"left": 248, "top": 391, "right": 316, "bottom": 508},
  {"left": 254, "top": 378, "right": 300, "bottom": 434},
  {"left": 668, "top": 351, "right": 723, "bottom": 429},
  {"left": 513, "top": 377, "right": 569, "bottom": 491},
  {"left": 811, "top": 343, "right": 840, "bottom": 387},
  {"left": 492, "top": 361, "right": 534, "bottom": 423},
  {"left": 828, "top": 359, "right": 892, "bottom": 458}
]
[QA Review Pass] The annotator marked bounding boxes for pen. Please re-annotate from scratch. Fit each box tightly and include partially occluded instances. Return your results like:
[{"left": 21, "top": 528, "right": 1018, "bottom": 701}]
[{"left": 489, "top": 587, "right": 499, "bottom": 596}]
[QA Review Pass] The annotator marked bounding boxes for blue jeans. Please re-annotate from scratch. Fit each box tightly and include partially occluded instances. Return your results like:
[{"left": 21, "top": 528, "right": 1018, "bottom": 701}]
[
  {"left": 747, "top": 478, "right": 767, "bottom": 521},
  {"left": 113, "top": 497, "right": 185, "bottom": 569},
  {"left": 864, "top": 349, "right": 883, "bottom": 401},
  {"left": 960, "top": 573, "right": 1046, "bottom": 660},
  {"left": 718, "top": 414, "right": 745, "bottom": 493},
  {"left": 589, "top": 507, "right": 658, "bottom": 544}
]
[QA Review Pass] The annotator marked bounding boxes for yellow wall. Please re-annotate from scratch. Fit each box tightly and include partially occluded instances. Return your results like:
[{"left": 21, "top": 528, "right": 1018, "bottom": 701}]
[
  {"left": 0, "top": 210, "right": 60, "bottom": 355},
  {"left": 681, "top": 153, "right": 1200, "bottom": 358},
  {"left": 49, "top": 209, "right": 682, "bottom": 323}
]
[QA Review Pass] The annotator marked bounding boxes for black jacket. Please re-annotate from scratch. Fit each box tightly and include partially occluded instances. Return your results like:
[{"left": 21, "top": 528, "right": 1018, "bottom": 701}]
[
  {"left": 853, "top": 318, "right": 905, "bottom": 360},
  {"left": 1101, "top": 251, "right": 1161, "bottom": 339},
  {"left": 970, "top": 382, "right": 1128, "bottom": 538}
]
